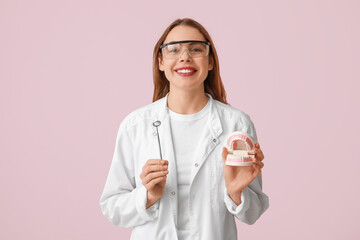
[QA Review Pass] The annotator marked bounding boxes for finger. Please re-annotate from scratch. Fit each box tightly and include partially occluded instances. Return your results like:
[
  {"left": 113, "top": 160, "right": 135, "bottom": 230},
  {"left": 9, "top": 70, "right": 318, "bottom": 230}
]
[
  {"left": 222, "top": 147, "right": 228, "bottom": 162},
  {"left": 143, "top": 170, "right": 169, "bottom": 185},
  {"left": 255, "top": 153, "right": 264, "bottom": 161},
  {"left": 253, "top": 160, "right": 264, "bottom": 168},
  {"left": 146, "top": 175, "right": 167, "bottom": 189},
  {"left": 254, "top": 148, "right": 262, "bottom": 154},
  {"left": 143, "top": 164, "right": 168, "bottom": 176},
  {"left": 253, "top": 159, "right": 262, "bottom": 170},
  {"left": 253, "top": 164, "right": 261, "bottom": 176},
  {"left": 255, "top": 142, "right": 260, "bottom": 148},
  {"left": 141, "top": 160, "right": 164, "bottom": 178},
  {"left": 146, "top": 159, "right": 168, "bottom": 165},
  {"left": 254, "top": 149, "right": 264, "bottom": 161}
]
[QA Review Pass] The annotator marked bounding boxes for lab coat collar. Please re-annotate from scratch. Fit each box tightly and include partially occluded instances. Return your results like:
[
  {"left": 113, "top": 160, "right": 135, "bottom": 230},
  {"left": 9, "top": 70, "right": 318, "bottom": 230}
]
[{"left": 157, "top": 92, "right": 223, "bottom": 140}]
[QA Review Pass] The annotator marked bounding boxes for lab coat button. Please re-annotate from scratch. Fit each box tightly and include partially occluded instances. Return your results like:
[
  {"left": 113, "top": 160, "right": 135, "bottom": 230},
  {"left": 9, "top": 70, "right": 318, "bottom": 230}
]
[
  {"left": 194, "top": 163, "right": 199, "bottom": 167},
  {"left": 171, "top": 191, "right": 176, "bottom": 195},
  {"left": 213, "top": 138, "right": 217, "bottom": 143}
]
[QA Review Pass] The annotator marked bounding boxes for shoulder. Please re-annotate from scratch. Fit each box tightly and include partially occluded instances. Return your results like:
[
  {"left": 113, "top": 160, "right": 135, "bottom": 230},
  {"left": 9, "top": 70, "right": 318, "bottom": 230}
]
[
  {"left": 213, "top": 99, "right": 253, "bottom": 125},
  {"left": 119, "top": 97, "right": 166, "bottom": 131},
  {"left": 213, "top": 99, "right": 258, "bottom": 142}
]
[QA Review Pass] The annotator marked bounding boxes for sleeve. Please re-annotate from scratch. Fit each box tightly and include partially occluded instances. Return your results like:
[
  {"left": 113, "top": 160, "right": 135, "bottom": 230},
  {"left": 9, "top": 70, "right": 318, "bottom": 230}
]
[
  {"left": 99, "top": 121, "right": 160, "bottom": 228},
  {"left": 223, "top": 114, "right": 269, "bottom": 224},
  {"left": 224, "top": 174, "right": 269, "bottom": 224}
]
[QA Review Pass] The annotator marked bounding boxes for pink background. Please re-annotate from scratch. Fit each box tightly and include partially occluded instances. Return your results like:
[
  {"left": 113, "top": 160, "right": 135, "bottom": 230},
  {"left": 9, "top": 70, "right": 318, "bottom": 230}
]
[{"left": 1, "top": 0, "right": 359, "bottom": 239}]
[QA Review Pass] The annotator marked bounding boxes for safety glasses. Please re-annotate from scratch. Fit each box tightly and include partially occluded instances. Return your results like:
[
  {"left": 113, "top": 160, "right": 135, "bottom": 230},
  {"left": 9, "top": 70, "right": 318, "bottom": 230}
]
[{"left": 160, "top": 40, "right": 210, "bottom": 59}]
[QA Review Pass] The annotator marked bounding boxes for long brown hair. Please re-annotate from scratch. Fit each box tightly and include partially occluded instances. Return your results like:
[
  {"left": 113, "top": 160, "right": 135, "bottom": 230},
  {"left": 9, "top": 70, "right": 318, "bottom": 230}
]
[{"left": 152, "top": 18, "right": 228, "bottom": 104}]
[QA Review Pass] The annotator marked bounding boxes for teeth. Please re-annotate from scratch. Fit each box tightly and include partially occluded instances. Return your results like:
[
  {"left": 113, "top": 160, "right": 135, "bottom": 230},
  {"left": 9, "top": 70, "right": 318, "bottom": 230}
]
[{"left": 177, "top": 69, "right": 195, "bottom": 73}]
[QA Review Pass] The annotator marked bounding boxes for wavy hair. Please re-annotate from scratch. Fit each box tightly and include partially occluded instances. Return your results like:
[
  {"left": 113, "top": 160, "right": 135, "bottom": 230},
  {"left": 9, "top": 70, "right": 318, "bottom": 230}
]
[{"left": 152, "top": 18, "right": 228, "bottom": 104}]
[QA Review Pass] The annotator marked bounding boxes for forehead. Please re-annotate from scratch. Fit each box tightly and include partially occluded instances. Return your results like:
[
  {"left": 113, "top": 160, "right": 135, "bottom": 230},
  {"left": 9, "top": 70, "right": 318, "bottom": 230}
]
[{"left": 163, "top": 26, "right": 206, "bottom": 44}]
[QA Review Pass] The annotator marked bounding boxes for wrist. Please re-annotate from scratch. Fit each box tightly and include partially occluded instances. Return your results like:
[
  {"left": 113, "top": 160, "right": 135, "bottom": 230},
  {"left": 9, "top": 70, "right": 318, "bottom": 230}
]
[
  {"left": 227, "top": 188, "right": 243, "bottom": 206},
  {"left": 146, "top": 192, "right": 158, "bottom": 209},
  {"left": 228, "top": 191, "right": 242, "bottom": 205},
  {"left": 226, "top": 184, "right": 244, "bottom": 196}
]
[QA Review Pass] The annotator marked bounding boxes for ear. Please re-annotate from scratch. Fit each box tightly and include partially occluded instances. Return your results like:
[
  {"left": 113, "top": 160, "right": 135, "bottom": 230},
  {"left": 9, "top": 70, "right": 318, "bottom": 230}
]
[
  {"left": 158, "top": 56, "right": 164, "bottom": 71},
  {"left": 208, "top": 57, "right": 214, "bottom": 71}
]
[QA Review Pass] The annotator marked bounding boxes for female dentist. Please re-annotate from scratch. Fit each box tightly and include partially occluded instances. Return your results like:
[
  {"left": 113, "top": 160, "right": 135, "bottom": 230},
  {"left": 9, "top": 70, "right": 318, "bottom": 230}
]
[{"left": 100, "top": 18, "right": 269, "bottom": 240}]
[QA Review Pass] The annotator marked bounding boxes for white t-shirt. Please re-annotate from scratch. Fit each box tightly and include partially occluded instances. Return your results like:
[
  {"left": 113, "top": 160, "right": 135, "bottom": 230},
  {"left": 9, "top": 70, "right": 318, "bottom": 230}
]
[{"left": 168, "top": 99, "right": 210, "bottom": 240}]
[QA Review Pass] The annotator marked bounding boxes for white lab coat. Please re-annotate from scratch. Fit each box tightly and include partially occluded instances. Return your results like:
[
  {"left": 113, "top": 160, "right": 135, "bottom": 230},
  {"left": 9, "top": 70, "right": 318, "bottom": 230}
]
[{"left": 100, "top": 93, "right": 269, "bottom": 240}]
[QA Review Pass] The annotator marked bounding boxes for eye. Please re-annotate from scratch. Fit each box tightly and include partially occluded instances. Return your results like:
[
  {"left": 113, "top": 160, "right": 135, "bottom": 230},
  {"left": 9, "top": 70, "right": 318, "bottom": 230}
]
[
  {"left": 190, "top": 44, "right": 206, "bottom": 53},
  {"left": 191, "top": 48, "right": 203, "bottom": 52},
  {"left": 169, "top": 48, "right": 179, "bottom": 53},
  {"left": 166, "top": 44, "right": 181, "bottom": 54}
]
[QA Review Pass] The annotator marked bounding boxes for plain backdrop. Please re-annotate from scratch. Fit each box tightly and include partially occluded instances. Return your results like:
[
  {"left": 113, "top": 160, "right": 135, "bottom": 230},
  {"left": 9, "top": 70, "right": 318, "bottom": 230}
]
[{"left": 1, "top": 0, "right": 359, "bottom": 239}]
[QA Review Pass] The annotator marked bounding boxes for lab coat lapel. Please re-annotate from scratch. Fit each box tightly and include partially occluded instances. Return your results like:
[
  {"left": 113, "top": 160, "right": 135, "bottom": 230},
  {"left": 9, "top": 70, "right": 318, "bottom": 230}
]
[
  {"left": 152, "top": 94, "right": 178, "bottom": 226},
  {"left": 189, "top": 94, "right": 223, "bottom": 185},
  {"left": 158, "top": 113, "right": 178, "bottom": 193}
]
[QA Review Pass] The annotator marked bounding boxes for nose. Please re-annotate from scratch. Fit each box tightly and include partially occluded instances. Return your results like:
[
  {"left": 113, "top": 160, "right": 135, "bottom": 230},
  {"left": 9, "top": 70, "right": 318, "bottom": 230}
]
[{"left": 179, "top": 48, "right": 192, "bottom": 61}]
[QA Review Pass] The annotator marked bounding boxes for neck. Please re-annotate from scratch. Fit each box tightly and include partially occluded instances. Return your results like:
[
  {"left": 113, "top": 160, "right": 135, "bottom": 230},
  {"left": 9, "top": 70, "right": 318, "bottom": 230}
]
[{"left": 167, "top": 88, "right": 209, "bottom": 115}]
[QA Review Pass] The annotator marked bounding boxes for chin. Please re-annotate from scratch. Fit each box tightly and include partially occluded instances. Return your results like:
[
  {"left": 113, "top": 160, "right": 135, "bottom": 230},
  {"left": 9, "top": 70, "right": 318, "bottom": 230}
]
[{"left": 173, "top": 82, "right": 204, "bottom": 92}]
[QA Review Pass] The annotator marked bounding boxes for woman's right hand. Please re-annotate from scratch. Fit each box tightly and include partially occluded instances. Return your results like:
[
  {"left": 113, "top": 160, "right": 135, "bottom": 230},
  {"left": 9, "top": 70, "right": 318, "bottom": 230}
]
[{"left": 140, "top": 159, "right": 169, "bottom": 209}]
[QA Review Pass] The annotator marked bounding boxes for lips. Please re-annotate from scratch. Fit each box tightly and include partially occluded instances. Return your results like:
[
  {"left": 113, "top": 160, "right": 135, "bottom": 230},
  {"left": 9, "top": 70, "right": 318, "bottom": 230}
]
[{"left": 174, "top": 66, "right": 197, "bottom": 76}]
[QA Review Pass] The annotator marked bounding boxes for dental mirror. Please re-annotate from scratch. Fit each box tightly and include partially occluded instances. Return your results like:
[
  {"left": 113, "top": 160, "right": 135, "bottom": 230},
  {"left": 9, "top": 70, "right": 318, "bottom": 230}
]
[{"left": 152, "top": 121, "right": 162, "bottom": 159}]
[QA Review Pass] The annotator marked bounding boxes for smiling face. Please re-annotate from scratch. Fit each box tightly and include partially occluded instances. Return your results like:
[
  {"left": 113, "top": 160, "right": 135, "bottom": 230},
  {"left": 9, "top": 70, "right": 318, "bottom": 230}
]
[{"left": 158, "top": 25, "right": 213, "bottom": 92}]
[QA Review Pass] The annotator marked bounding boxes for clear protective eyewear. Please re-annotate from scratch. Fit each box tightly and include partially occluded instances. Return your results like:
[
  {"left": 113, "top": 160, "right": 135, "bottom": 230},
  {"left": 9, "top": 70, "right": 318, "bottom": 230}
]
[{"left": 160, "top": 40, "right": 211, "bottom": 59}]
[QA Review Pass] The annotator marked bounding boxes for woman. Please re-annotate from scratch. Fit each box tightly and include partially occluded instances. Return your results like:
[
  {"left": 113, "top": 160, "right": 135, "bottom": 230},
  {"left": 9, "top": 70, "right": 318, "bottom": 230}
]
[{"left": 100, "top": 18, "right": 269, "bottom": 240}]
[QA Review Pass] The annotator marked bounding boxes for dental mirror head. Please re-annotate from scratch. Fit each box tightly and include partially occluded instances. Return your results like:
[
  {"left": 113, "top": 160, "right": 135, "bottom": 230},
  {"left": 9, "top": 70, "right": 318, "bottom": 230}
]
[{"left": 153, "top": 121, "right": 161, "bottom": 127}]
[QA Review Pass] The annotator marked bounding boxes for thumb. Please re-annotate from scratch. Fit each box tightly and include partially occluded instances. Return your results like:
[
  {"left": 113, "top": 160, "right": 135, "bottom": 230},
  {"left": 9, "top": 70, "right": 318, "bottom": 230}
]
[{"left": 222, "top": 147, "right": 228, "bottom": 162}]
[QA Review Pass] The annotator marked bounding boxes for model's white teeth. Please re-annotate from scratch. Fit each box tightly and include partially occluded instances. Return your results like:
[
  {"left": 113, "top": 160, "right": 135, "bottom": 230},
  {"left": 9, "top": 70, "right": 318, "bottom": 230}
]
[{"left": 177, "top": 69, "right": 195, "bottom": 73}]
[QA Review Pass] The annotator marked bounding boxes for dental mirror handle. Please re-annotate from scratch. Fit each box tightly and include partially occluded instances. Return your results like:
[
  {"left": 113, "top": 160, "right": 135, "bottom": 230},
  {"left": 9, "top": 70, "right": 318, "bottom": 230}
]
[
  {"left": 156, "top": 127, "right": 163, "bottom": 159},
  {"left": 152, "top": 121, "right": 163, "bottom": 159}
]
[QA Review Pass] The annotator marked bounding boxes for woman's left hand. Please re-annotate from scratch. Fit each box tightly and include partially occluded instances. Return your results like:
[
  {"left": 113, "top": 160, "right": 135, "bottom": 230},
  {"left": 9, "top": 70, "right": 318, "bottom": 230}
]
[{"left": 222, "top": 143, "right": 265, "bottom": 204}]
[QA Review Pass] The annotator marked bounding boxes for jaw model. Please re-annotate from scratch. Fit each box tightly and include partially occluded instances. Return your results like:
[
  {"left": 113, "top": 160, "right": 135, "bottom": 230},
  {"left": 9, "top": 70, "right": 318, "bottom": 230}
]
[{"left": 226, "top": 131, "right": 255, "bottom": 166}]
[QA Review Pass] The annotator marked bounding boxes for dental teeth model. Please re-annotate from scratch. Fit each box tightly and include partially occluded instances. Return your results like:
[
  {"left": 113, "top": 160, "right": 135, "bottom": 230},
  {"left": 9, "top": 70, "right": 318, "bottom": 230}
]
[{"left": 225, "top": 131, "right": 255, "bottom": 166}]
